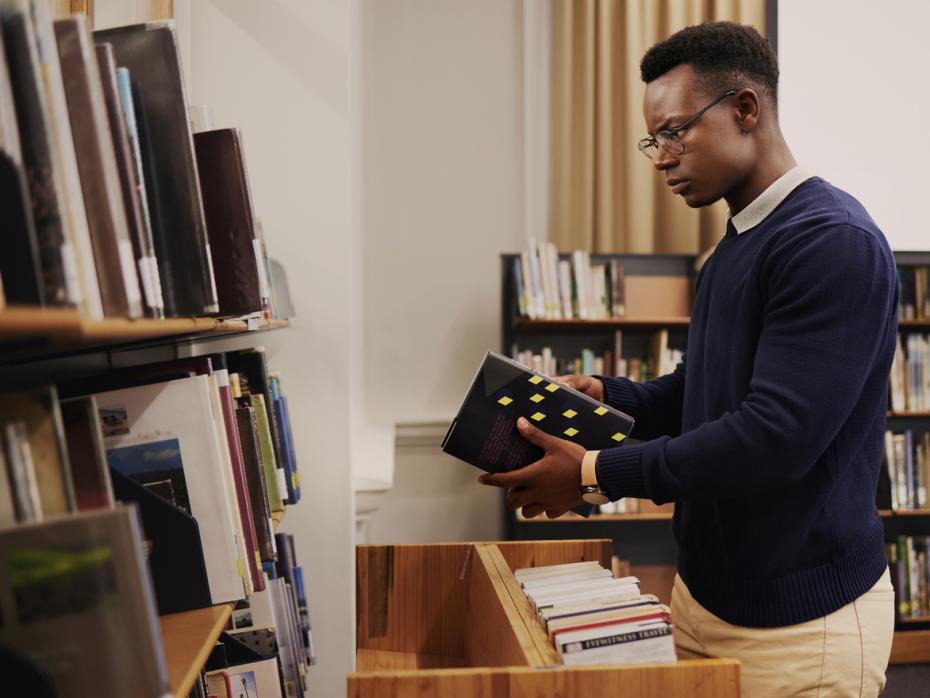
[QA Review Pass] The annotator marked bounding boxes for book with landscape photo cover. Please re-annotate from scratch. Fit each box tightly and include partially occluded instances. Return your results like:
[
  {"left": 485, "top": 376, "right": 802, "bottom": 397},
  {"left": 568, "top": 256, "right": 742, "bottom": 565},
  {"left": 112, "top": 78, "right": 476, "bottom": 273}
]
[{"left": 442, "top": 351, "right": 634, "bottom": 474}]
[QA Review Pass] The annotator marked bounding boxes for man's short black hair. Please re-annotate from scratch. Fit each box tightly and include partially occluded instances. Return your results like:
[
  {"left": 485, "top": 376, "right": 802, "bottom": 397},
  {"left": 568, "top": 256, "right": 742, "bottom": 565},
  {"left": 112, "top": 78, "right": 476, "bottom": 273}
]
[{"left": 640, "top": 22, "right": 778, "bottom": 107}]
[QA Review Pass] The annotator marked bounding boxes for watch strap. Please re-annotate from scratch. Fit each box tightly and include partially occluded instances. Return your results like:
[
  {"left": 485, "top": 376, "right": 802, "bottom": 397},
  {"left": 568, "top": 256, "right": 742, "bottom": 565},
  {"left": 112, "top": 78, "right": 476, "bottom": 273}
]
[{"left": 581, "top": 450, "right": 601, "bottom": 488}]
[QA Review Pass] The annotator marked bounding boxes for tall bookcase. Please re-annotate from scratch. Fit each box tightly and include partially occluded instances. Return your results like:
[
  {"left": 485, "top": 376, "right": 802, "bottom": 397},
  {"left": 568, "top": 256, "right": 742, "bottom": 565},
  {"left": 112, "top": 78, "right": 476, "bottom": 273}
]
[
  {"left": 501, "top": 249, "right": 930, "bottom": 666},
  {"left": 0, "top": 312, "right": 292, "bottom": 697}
]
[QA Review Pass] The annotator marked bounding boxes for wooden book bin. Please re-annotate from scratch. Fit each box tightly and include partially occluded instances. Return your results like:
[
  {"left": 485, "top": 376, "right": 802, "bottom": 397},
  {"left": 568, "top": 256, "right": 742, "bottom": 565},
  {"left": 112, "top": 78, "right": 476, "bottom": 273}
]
[{"left": 349, "top": 539, "right": 740, "bottom": 697}]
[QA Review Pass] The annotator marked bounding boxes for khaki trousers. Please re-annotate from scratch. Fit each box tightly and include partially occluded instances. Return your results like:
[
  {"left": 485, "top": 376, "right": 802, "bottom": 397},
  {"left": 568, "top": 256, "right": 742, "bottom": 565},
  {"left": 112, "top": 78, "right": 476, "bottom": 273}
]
[{"left": 671, "top": 569, "right": 895, "bottom": 697}]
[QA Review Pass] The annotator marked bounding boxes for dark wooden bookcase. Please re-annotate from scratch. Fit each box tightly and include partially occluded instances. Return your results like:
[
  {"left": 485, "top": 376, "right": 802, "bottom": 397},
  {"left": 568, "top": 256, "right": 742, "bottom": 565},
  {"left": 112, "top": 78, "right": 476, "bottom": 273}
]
[{"left": 500, "top": 249, "right": 930, "bottom": 665}]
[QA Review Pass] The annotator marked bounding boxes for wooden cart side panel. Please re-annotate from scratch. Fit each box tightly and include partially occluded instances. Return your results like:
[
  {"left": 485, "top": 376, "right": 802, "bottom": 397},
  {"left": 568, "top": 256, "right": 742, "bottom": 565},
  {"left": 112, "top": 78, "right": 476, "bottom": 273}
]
[{"left": 494, "top": 539, "right": 613, "bottom": 571}]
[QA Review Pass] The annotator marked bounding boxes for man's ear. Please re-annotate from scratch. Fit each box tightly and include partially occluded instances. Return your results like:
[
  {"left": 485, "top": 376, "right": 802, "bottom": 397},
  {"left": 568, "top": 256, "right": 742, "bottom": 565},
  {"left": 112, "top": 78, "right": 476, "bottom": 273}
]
[{"left": 734, "top": 88, "right": 761, "bottom": 131}]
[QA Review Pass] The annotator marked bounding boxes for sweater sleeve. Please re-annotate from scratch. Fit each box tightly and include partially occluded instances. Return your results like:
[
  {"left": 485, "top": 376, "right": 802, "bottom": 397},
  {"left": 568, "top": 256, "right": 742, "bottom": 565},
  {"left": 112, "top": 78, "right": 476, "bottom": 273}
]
[
  {"left": 597, "top": 360, "right": 686, "bottom": 441},
  {"left": 596, "top": 226, "right": 896, "bottom": 503}
]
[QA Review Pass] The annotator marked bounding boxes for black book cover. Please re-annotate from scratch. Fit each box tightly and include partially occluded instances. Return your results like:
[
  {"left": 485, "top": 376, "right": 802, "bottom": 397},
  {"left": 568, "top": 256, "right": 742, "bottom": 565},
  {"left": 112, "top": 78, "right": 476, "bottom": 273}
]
[
  {"left": 0, "top": 10, "right": 66, "bottom": 305},
  {"left": 442, "top": 351, "right": 634, "bottom": 474},
  {"left": 193, "top": 128, "right": 265, "bottom": 317},
  {"left": 93, "top": 22, "right": 218, "bottom": 316}
]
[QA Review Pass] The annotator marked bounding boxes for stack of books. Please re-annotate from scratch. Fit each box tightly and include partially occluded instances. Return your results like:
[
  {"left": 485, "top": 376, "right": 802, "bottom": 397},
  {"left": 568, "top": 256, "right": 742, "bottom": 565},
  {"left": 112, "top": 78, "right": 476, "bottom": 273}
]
[
  {"left": 890, "top": 333, "right": 929, "bottom": 412},
  {"left": 882, "top": 429, "right": 930, "bottom": 511},
  {"left": 513, "top": 240, "right": 626, "bottom": 320},
  {"left": 0, "top": 1, "right": 293, "bottom": 321},
  {"left": 512, "top": 329, "right": 682, "bottom": 381},
  {"left": 898, "top": 266, "right": 930, "bottom": 321},
  {"left": 514, "top": 561, "right": 676, "bottom": 665},
  {"left": 0, "top": 350, "right": 310, "bottom": 696},
  {"left": 888, "top": 535, "right": 930, "bottom": 622}
]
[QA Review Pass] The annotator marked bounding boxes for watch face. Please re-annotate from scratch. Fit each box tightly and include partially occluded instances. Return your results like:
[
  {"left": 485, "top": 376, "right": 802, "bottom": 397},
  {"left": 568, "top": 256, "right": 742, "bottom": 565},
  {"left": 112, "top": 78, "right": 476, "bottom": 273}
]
[{"left": 582, "top": 491, "right": 609, "bottom": 505}]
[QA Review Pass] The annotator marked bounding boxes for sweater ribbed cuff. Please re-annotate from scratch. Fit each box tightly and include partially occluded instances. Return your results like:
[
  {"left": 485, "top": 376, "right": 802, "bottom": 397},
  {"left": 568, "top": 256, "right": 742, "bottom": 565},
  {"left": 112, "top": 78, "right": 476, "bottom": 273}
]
[
  {"left": 595, "top": 445, "right": 649, "bottom": 501},
  {"left": 595, "top": 375, "right": 639, "bottom": 417}
]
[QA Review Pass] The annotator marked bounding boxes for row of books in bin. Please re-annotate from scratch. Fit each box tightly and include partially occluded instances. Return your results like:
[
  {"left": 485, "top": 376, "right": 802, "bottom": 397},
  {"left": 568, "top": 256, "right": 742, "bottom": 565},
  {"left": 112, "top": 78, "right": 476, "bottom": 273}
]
[
  {"left": 890, "top": 333, "right": 930, "bottom": 413},
  {"left": 899, "top": 266, "right": 930, "bottom": 321},
  {"left": 888, "top": 535, "right": 930, "bottom": 622},
  {"left": 511, "top": 330, "right": 682, "bottom": 383},
  {"left": 0, "top": 1, "right": 292, "bottom": 319},
  {"left": 0, "top": 348, "right": 311, "bottom": 697},
  {"left": 515, "top": 561, "right": 676, "bottom": 665},
  {"left": 880, "top": 429, "right": 930, "bottom": 511},
  {"left": 514, "top": 240, "right": 627, "bottom": 320}
]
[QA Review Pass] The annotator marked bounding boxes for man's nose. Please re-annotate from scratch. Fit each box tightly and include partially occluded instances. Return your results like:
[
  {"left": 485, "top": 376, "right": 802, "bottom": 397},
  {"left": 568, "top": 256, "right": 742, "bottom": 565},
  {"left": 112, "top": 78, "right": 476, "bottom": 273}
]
[{"left": 653, "top": 146, "right": 678, "bottom": 171}]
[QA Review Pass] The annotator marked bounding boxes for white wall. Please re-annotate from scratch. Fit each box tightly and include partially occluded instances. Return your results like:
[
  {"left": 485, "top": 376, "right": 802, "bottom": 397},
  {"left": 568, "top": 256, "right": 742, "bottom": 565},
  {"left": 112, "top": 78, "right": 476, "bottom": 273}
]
[
  {"left": 358, "top": 0, "right": 526, "bottom": 488},
  {"left": 779, "top": 0, "right": 930, "bottom": 251},
  {"left": 178, "top": 2, "right": 357, "bottom": 695}
]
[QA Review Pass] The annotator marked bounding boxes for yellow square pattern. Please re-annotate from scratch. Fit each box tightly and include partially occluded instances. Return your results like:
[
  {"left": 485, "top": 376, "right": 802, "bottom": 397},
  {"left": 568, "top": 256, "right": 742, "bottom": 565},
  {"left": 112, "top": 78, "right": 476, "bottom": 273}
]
[
  {"left": 563, "top": 427, "right": 579, "bottom": 437},
  {"left": 529, "top": 393, "right": 544, "bottom": 403},
  {"left": 530, "top": 411, "right": 546, "bottom": 422},
  {"left": 497, "top": 396, "right": 513, "bottom": 406},
  {"left": 562, "top": 409, "right": 577, "bottom": 419},
  {"left": 594, "top": 406, "right": 608, "bottom": 416},
  {"left": 528, "top": 375, "right": 544, "bottom": 385},
  {"left": 545, "top": 383, "right": 560, "bottom": 393},
  {"left": 612, "top": 432, "right": 626, "bottom": 442}
]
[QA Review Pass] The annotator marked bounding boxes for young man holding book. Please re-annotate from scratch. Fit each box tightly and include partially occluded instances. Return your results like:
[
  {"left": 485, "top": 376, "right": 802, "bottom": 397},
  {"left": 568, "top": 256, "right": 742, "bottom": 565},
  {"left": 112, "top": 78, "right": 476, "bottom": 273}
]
[{"left": 479, "top": 22, "right": 898, "bottom": 697}]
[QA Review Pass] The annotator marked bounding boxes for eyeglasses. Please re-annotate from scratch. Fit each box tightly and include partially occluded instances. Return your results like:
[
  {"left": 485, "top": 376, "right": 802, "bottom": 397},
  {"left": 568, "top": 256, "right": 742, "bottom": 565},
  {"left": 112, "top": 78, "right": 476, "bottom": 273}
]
[{"left": 638, "top": 90, "right": 738, "bottom": 160}]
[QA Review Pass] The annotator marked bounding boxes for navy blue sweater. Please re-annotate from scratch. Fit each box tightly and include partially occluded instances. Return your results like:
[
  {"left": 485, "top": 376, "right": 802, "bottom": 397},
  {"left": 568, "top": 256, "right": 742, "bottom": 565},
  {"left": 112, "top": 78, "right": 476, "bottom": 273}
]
[{"left": 597, "top": 177, "right": 899, "bottom": 627}]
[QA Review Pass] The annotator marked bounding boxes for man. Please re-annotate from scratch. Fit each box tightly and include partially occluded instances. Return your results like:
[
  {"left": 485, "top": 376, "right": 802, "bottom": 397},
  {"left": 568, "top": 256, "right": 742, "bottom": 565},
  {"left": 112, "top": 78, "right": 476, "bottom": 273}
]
[{"left": 479, "top": 21, "right": 897, "bottom": 697}]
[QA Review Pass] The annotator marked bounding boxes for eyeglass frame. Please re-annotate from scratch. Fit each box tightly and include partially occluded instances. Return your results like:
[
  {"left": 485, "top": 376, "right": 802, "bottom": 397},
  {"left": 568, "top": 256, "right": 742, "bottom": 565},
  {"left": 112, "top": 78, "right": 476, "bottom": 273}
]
[{"left": 638, "top": 89, "right": 739, "bottom": 159}]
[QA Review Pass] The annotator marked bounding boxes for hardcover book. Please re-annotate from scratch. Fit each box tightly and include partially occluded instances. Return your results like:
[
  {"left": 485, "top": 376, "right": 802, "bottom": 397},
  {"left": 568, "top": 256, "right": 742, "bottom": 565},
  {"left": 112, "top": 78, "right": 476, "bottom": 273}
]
[
  {"left": 93, "top": 375, "right": 245, "bottom": 604},
  {"left": 93, "top": 21, "right": 218, "bottom": 316},
  {"left": 442, "top": 351, "right": 634, "bottom": 473},
  {"left": 54, "top": 16, "right": 143, "bottom": 318},
  {"left": 0, "top": 506, "right": 171, "bottom": 697},
  {"left": 95, "top": 44, "right": 164, "bottom": 318},
  {"left": 193, "top": 127, "right": 267, "bottom": 317},
  {"left": 0, "top": 386, "right": 75, "bottom": 517},
  {"left": 0, "top": 23, "right": 43, "bottom": 305},
  {"left": 60, "top": 395, "right": 114, "bottom": 511}
]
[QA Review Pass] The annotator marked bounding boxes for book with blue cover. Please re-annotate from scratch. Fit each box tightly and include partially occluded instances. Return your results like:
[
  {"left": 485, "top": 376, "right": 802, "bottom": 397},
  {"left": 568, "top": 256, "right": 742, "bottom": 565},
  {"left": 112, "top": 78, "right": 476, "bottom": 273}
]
[{"left": 442, "top": 351, "right": 634, "bottom": 474}]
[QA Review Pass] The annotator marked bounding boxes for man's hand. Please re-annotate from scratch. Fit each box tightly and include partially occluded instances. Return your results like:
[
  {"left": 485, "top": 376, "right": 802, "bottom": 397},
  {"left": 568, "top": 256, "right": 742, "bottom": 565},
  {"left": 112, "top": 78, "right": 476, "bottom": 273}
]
[
  {"left": 556, "top": 374, "right": 605, "bottom": 403},
  {"left": 478, "top": 416, "right": 586, "bottom": 519}
]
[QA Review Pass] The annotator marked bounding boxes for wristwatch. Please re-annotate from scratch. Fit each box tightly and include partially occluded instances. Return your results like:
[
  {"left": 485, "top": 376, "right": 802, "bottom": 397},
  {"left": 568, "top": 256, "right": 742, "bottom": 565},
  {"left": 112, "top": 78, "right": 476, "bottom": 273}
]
[{"left": 579, "top": 450, "right": 609, "bottom": 505}]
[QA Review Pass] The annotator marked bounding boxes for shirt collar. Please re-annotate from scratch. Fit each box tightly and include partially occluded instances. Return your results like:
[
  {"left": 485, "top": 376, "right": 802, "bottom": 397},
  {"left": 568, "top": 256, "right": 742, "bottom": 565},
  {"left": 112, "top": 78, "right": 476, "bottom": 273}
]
[{"left": 729, "top": 166, "right": 813, "bottom": 234}]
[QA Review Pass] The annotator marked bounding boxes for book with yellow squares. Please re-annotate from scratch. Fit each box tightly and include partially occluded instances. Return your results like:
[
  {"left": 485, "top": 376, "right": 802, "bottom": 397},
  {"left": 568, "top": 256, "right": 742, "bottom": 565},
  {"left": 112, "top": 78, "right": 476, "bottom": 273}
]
[{"left": 442, "top": 351, "right": 634, "bottom": 474}]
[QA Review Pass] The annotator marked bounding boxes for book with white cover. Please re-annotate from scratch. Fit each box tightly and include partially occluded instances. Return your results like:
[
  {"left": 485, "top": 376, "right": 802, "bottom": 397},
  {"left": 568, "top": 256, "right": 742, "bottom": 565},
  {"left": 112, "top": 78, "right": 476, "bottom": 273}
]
[
  {"left": 515, "top": 560, "right": 601, "bottom": 580},
  {"left": 520, "top": 567, "right": 613, "bottom": 591},
  {"left": 527, "top": 576, "right": 639, "bottom": 604},
  {"left": 93, "top": 375, "right": 244, "bottom": 604},
  {"left": 541, "top": 594, "right": 661, "bottom": 629},
  {"left": 558, "top": 618, "right": 676, "bottom": 666},
  {"left": 534, "top": 582, "right": 641, "bottom": 612},
  {"left": 547, "top": 603, "right": 671, "bottom": 638},
  {"left": 224, "top": 657, "right": 283, "bottom": 698}
]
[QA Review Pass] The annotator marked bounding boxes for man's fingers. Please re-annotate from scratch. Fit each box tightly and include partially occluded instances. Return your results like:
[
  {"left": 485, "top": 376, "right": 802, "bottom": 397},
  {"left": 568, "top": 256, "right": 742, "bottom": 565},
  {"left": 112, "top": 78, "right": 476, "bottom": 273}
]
[
  {"left": 478, "top": 461, "right": 539, "bottom": 489},
  {"left": 545, "top": 509, "right": 567, "bottom": 519},
  {"left": 507, "top": 486, "right": 538, "bottom": 510},
  {"left": 522, "top": 503, "right": 545, "bottom": 518},
  {"left": 516, "top": 416, "right": 554, "bottom": 448}
]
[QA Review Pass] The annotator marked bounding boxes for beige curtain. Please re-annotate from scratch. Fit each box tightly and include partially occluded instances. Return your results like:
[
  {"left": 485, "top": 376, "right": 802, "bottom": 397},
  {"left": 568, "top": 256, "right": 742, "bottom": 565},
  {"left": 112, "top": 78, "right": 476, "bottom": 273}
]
[{"left": 549, "top": 0, "right": 766, "bottom": 254}]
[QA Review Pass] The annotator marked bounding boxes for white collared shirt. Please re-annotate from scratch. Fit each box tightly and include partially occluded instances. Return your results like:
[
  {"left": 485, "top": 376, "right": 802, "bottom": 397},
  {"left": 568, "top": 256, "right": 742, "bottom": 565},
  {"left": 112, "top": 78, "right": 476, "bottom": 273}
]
[{"left": 729, "top": 166, "right": 813, "bottom": 234}]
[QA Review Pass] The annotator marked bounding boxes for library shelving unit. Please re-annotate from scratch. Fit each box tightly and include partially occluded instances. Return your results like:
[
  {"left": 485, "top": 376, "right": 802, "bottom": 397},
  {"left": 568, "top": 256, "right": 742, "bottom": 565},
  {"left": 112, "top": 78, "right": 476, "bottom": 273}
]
[
  {"left": 349, "top": 538, "right": 739, "bottom": 698},
  {"left": 501, "top": 250, "right": 930, "bottom": 666},
  {"left": 0, "top": 305, "right": 291, "bottom": 698}
]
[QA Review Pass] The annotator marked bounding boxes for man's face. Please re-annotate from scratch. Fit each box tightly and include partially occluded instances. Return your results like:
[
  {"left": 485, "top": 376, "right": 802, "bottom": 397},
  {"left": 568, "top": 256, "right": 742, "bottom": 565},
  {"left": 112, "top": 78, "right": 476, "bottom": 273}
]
[{"left": 642, "top": 64, "right": 751, "bottom": 208}]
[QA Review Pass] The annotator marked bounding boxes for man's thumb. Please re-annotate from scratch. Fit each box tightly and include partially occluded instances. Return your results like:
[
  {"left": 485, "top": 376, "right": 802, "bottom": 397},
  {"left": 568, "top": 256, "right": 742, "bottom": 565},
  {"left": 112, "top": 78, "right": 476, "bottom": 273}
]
[{"left": 516, "top": 416, "right": 552, "bottom": 448}]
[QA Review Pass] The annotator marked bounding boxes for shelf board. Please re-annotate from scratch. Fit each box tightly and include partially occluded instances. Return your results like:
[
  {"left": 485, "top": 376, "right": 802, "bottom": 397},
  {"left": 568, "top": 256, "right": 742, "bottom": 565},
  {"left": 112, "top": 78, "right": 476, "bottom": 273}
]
[
  {"left": 159, "top": 604, "right": 232, "bottom": 698},
  {"left": 514, "top": 317, "right": 690, "bottom": 332},
  {"left": 0, "top": 306, "right": 289, "bottom": 362},
  {"left": 891, "top": 629, "right": 930, "bottom": 664},
  {"left": 899, "top": 320, "right": 930, "bottom": 329},
  {"left": 879, "top": 509, "right": 930, "bottom": 517},
  {"left": 887, "top": 411, "right": 930, "bottom": 418}
]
